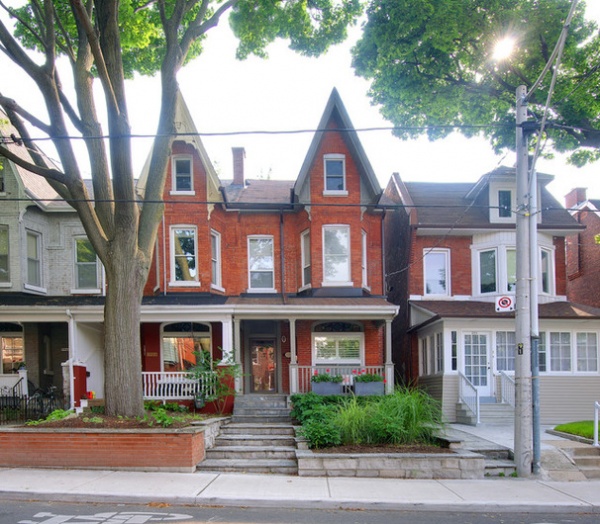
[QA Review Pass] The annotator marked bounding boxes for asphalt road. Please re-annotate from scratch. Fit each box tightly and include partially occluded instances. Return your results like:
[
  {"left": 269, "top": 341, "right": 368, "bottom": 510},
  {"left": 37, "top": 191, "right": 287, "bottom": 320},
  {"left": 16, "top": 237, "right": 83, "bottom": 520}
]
[{"left": 1, "top": 501, "right": 598, "bottom": 524}]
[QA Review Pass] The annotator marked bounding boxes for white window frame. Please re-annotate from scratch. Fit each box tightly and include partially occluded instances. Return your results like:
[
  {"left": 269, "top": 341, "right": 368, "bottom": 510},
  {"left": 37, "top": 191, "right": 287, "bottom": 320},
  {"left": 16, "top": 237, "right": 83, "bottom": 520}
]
[
  {"left": 539, "top": 247, "right": 555, "bottom": 295},
  {"left": 312, "top": 332, "right": 363, "bottom": 365},
  {"left": 435, "top": 332, "right": 444, "bottom": 373},
  {"left": 72, "top": 237, "right": 101, "bottom": 293},
  {"left": 0, "top": 225, "right": 9, "bottom": 286},
  {"left": 247, "top": 235, "right": 275, "bottom": 292},
  {"left": 489, "top": 184, "right": 515, "bottom": 223},
  {"left": 549, "top": 332, "right": 572, "bottom": 372},
  {"left": 477, "top": 248, "right": 497, "bottom": 295},
  {"left": 495, "top": 331, "right": 515, "bottom": 372},
  {"left": 322, "top": 224, "right": 352, "bottom": 286},
  {"left": 576, "top": 332, "right": 598, "bottom": 373},
  {"left": 170, "top": 226, "right": 200, "bottom": 287},
  {"left": 25, "top": 230, "right": 45, "bottom": 293},
  {"left": 361, "top": 230, "right": 369, "bottom": 290},
  {"left": 300, "top": 229, "right": 311, "bottom": 290},
  {"left": 323, "top": 153, "right": 347, "bottom": 196},
  {"left": 210, "top": 230, "right": 224, "bottom": 292},
  {"left": 170, "top": 155, "right": 194, "bottom": 195},
  {"left": 423, "top": 248, "right": 450, "bottom": 296}
]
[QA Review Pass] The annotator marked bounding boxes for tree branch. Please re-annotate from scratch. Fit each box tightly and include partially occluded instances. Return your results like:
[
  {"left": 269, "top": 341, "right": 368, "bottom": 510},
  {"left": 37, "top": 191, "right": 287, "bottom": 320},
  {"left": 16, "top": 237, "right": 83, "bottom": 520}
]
[{"left": 0, "top": 95, "right": 52, "bottom": 134}]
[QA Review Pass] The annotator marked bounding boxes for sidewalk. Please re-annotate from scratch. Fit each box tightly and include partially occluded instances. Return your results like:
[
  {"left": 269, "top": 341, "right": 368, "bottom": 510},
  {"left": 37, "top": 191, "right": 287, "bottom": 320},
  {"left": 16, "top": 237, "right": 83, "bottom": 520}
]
[{"left": 0, "top": 425, "right": 598, "bottom": 513}]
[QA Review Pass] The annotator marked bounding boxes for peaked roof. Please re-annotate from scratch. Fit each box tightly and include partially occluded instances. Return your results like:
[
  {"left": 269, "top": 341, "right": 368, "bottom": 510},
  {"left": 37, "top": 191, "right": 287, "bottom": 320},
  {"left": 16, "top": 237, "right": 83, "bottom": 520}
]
[
  {"left": 136, "top": 90, "right": 222, "bottom": 203},
  {"left": 293, "top": 88, "right": 381, "bottom": 204}
]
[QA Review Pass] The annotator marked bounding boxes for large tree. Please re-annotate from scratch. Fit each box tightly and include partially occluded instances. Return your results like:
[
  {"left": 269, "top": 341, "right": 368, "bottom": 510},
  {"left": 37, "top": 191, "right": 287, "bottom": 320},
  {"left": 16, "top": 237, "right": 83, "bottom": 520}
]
[
  {"left": 0, "top": 0, "right": 362, "bottom": 417},
  {"left": 352, "top": 0, "right": 600, "bottom": 165}
]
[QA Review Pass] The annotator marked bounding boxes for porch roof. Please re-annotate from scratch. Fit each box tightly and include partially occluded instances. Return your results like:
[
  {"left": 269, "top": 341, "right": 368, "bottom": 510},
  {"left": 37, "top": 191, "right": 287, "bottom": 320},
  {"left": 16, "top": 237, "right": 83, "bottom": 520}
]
[{"left": 408, "top": 300, "right": 600, "bottom": 332}]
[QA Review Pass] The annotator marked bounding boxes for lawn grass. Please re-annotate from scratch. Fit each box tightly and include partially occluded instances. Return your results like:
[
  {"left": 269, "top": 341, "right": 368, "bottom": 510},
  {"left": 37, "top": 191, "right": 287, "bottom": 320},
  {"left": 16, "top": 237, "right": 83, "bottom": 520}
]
[{"left": 554, "top": 420, "right": 596, "bottom": 440}]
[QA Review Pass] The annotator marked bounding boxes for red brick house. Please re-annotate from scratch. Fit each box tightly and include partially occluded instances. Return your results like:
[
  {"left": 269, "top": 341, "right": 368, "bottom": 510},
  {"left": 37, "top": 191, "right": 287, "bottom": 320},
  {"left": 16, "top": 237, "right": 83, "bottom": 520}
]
[
  {"left": 565, "top": 188, "right": 600, "bottom": 308},
  {"left": 383, "top": 170, "right": 600, "bottom": 424},
  {"left": 134, "top": 88, "right": 398, "bottom": 400}
]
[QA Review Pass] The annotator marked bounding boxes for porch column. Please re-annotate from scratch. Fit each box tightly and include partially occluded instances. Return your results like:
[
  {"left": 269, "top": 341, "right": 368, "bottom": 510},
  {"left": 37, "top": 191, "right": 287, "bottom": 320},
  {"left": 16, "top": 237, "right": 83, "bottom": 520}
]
[
  {"left": 233, "top": 316, "right": 243, "bottom": 394},
  {"left": 220, "top": 317, "right": 234, "bottom": 364},
  {"left": 289, "top": 318, "right": 298, "bottom": 394},
  {"left": 385, "top": 319, "right": 394, "bottom": 394}
]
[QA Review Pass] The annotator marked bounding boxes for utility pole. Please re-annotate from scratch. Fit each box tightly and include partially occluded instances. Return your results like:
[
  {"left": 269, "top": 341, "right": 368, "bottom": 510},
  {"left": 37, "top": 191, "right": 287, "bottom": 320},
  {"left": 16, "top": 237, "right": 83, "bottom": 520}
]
[{"left": 514, "top": 85, "right": 533, "bottom": 477}]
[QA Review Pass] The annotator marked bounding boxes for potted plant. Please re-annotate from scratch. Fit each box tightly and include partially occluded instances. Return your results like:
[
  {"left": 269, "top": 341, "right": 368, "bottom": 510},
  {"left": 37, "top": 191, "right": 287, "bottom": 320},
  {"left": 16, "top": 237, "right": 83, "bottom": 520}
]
[
  {"left": 311, "top": 370, "right": 343, "bottom": 395},
  {"left": 353, "top": 372, "right": 385, "bottom": 396}
]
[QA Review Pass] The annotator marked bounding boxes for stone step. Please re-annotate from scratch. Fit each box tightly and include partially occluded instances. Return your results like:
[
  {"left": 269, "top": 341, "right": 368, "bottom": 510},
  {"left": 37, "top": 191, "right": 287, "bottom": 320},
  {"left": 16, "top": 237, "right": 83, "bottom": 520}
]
[
  {"left": 230, "top": 415, "right": 292, "bottom": 424},
  {"left": 198, "top": 458, "right": 298, "bottom": 475},
  {"left": 215, "top": 434, "right": 296, "bottom": 447},
  {"left": 234, "top": 395, "right": 289, "bottom": 409},
  {"left": 233, "top": 408, "right": 292, "bottom": 417},
  {"left": 484, "top": 459, "right": 516, "bottom": 477},
  {"left": 206, "top": 445, "right": 297, "bottom": 460},
  {"left": 220, "top": 423, "right": 295, "bottom": 436}
]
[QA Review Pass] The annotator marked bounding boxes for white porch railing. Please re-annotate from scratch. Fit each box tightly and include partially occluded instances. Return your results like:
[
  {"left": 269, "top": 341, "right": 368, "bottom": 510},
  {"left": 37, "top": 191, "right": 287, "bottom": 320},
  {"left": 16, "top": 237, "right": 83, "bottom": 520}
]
[
  {"left": 142, "top": 371, "right": 216, "bottom": 402},
  {"left": 499, "top": 371, "right": 516, "bottom": 407},
  {"left": 458, "top": 371, "right": 480, "bottom": 425},
  {"left": 594, "top": 401, "right": 599, "bottom": 447},
  {"left": 295, "top": 365, "right": 385, "bottom": 394},
  {"left": 0, "top": 370, "right": 28, "bottom": 399}
]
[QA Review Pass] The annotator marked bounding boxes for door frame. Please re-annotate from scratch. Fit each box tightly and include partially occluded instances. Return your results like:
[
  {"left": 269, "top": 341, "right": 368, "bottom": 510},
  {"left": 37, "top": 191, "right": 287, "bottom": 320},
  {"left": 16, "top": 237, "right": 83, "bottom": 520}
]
[{"left": 462, "top": 331, "right": 493, "bottom": 397}]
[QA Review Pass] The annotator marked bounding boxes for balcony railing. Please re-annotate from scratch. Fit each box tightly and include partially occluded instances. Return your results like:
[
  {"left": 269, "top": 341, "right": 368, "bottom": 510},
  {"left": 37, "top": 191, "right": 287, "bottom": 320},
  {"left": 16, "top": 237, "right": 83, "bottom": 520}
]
[
  {"left": 499, "top": 371, "right": 515, "bottom": 407},
  {"left": 296, "top": 365, "right": 385, "bottom": 394},
  {"left": 458, "top": 372, "right": 480, "bottom": 425},
  {"left": 142, "top": 371, "right": 216, "bottom": 402}
]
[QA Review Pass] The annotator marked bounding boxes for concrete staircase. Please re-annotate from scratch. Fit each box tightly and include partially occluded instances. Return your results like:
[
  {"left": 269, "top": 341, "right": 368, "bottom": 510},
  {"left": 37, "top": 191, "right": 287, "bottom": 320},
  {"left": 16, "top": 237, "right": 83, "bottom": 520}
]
[
  {"left": 197, "top": 394, "right": 298, "bottom": 475},
  {"left": 571, "top": 446, "right": 600, "bottom": 479},
  {"left": 456, "top": 400, "right": 514, "bottom": 426}
]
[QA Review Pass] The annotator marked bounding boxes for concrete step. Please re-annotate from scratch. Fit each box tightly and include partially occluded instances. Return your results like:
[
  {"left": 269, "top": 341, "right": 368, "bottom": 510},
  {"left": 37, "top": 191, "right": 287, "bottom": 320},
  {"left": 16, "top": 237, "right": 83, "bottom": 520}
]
[
  {"left": 233, "top": 407, "right": 292, "bottom": 417},
  {"left": 230, "top": 414, "right": 292, "bottom": 424},
  {"left": 215, "top": 434, "right": 296, "bottom": 447},
  {"left": 572, "top": 447, "right": 600, "bottom": 479},
  {"left": 198, "top": 458, "right": 298, "bottom": 475},
  {"left": 484, "top": 458, "right": 516, "bottom": 477},
  {"left": 220, "top": 423, "right": 295, "bottom": 436},
  {"left": 205, "top": 445, "right": 297, "bottom": 460},
  {"left": 234, "top": 395, "right": 289, "bottom": 410}
]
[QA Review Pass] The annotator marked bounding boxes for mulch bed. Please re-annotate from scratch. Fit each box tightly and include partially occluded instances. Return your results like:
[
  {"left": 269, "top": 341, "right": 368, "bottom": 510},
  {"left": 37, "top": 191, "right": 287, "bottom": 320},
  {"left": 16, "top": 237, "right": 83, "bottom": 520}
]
[{"left": 25, "top": 413, "right": 194, "bottom": 430}]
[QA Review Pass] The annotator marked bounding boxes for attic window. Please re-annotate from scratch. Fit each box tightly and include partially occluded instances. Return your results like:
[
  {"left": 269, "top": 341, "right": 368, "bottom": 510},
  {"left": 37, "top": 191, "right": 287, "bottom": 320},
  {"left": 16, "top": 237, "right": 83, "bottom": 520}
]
[
  {"left": 171, "top": 155, "right": 194, "bottom": 194},
  {"left": 323, "top": 154, "right": 347, "bottom": 195},
  {"left": 498, "top": 190, "right": 512, "bottom": 218}
]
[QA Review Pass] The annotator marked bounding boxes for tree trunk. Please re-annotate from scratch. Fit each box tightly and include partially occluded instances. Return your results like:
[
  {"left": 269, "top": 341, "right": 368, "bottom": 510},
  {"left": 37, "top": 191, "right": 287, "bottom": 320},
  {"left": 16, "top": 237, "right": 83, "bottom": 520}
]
[{"left": 103, "top": 240, "right": 147, "bottom": 418}]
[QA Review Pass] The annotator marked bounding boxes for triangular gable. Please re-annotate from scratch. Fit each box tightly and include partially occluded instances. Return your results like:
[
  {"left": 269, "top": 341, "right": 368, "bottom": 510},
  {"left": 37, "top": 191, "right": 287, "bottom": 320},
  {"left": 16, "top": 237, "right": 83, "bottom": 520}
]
[
  {"left": 136, "top": 91, "right": 223, "bottom": 204},
  {"left": 293, "top": 88, "right": 381, "bottom": 204}
]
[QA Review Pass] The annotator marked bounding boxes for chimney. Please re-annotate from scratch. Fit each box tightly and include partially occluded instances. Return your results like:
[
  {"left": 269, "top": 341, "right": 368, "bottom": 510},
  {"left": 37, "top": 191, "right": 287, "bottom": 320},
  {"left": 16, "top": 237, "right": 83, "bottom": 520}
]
[
  {"left": 232, "top": 147, "right": 245, "bottom": 186},
  {"left": 565, "top": 187, "right": 587, "bottom": 209}
]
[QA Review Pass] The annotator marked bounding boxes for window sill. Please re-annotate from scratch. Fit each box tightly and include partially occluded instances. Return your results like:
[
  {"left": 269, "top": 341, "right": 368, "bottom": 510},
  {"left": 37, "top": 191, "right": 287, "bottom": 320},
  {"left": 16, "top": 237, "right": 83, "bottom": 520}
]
[
  {"left": 0, "top": 282, "right": 12, "bottom": 288},
  {"left": 169, "top": 190, "right": 196, "bottom": 196},
  {"left": 323, "top": 190, "right": 348, "bottom": 197},
  {"left": 24, "top": 284, "right": 47, "bottom": 294},
  {"left": 211, "top": 284, "right": 225, "bottom": 293},
  {"left": 168, "top": 281, "right": 201, "bottom": 288},
  {"left": 246, "top": 288, "right": 277, "bottom": 294},
  {"left": 298, "top": 284, "right": 312, "bottom": 293},
  {"left": 321, "top": 281, "right": 354, "bottom": 287},
  {"left": 71, "top": 288, "right": 102, "bottom": 295}
]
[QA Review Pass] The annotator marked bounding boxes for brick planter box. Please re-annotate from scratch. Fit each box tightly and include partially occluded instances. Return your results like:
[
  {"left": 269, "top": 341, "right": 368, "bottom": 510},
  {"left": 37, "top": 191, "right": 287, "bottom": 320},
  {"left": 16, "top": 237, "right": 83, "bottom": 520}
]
[{"left": 0, "top": 426, "right": 206, "bottom": 473}]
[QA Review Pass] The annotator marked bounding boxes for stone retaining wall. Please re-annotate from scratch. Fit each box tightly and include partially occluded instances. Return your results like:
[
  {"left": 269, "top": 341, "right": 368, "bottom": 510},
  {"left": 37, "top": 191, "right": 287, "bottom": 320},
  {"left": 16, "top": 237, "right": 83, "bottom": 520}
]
[{"left": 296, "top": 448, "right": 485, "bottom": 479}]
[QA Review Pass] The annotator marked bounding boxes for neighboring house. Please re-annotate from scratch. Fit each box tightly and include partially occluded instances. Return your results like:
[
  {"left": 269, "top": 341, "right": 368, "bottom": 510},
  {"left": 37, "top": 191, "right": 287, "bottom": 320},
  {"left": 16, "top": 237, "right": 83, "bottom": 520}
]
[
  {"left": 383, "top": 169, "right": 600, "bottom": 424},
  {"left": 0, "top": 110, "right": 102, "bottom": 399},
  {"left": 565, "top": 187, "right": 600, "bottom": 308},
  {"left": 1, "top": 90, "right": 398, "bottom": 407}
]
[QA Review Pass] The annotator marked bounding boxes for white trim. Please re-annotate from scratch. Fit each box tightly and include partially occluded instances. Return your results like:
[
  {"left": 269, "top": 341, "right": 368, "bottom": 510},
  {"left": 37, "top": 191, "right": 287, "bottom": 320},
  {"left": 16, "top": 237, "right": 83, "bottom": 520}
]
[
  {"left": 361, "top": 230, "right": 369, "bottom": 290},
  {"left": 300, "top": 229, "right": 311, "bottom": 289},
  {"left": 25, "top": 229, "right": 42, "bottom": 289},
  {"left": 211, "top": 229, "right": 222, "bottom": 289}
]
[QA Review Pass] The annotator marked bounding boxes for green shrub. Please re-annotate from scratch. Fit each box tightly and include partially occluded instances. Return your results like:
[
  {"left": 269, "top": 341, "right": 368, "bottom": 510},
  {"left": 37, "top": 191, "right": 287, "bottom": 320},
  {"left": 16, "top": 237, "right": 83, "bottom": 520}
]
[
  {"left": 290, "top": 392, "right": 345, "bottom": 423},
  {"left": 353, "top": 372, "right": 384, "bottom": 383},
  {"left": 311, "top": 372, "right": 343, "bottom": 383},
  {"left": 299, "top": 417, "right": 342, "bottom": 449}
]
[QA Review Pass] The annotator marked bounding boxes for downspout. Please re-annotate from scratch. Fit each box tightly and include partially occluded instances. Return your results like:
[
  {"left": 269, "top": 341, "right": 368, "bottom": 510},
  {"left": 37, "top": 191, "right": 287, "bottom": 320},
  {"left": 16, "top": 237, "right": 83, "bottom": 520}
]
[{"left": 162, "top": 216, "right": 167, "bottom": 295}]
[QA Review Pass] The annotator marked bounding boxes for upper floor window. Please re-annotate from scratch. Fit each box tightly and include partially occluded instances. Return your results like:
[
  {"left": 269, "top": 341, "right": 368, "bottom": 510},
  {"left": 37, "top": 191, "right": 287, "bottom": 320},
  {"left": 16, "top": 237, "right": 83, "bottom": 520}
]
[
  {"left": 0, "top": 225, "right": 9, "bottom": 284},
  {"left": 490, "top": 185, "right": 515, "bottom": 222},
  {"left": 210, "top": 230, "right": 222, "bottom": 290},
  {"left": 0, "top": 158, "right": 5, "bottom": 193},
  {"left": 171, "top": 227, "right": 198, "bottom": 285},
  {"left": 498, "top": 190, "right": 512, "bottom": 218},
  {"left": 506, "top": 248, "right": 516, "bottom": 292},
  {"left": 74, "top": 237, "right": 99, "bottom": 290},
  {"left": 26, "top": 230, "right": 42, "bottom": 288},
  {"left": 424, "top": 249, "right": 449, "bottom": 296},
  {"left": 479, "top": 249, "right": 497, "bottom": 294},
  {"left": 540, "top": 248, "right": 553, "bottom": 294},
  {"left": 248, "top": 236, "right": 275, "bottom": 291},
  {"left": 171, "top": 155, "right": 193, "bottom": 193},
  {"left": 323, "top": 154, "right": 347, "bottom": 195},
  {"left": 322, "top": 225, "right": 351, "bottom": 286},
  {"left": 301, "top": 230, "right": 311, "bottom": 289}
]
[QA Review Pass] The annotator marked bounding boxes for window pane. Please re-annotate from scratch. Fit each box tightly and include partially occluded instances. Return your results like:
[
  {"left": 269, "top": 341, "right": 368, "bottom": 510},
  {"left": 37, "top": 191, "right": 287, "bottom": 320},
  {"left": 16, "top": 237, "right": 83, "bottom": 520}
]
[
  {"left": 325, "top": 159, "right": 344, "bottom": 191},
  {"left": 249, "top": 238, "right": 274, "bottom": 289},
  {"left": 496, "top": 331, "right": 515, "bottom": 371},
  {"left": 541, "top": 250, "right": 550, "bottom": 293},
  {"left": 498, "top": 190, "right": 512, "bottom": 218},
  {"left": 173, "top": 229, "right": 196, "bottom": 281},
  {"left": 577, "top": 332, "right": 598, "bottom": 372},
  {"left": 323, "top": 226, "right": 350, "bottom": 282},
  {"left": 424, "top": 251, "right": 447, "bottom": 295},
  {"left": 479, "top": 250, "right": 496, "bottom": 293},
  {"left": 175, "top": 158, "right": 191, "bottom": 191},
  {"left": 302, "top": 232, "right": 311, "bottom": 286},
  {"left": 550, "top": 332, "right": 571, "bottom": 371},
  {"left": 506, "top": 249, "right": 516, "bottom": 292},
  {"left": 75, "top": 238, "right": 98, "bottom": 288},
  {"left": 27, "top": 232, "right": 40, "bottom": 287},
  {"left": 0, "top": 226, "right": 8, "bottom": 283},
  {"left": 250, "top": 271, "right": 274, "bottom": 289}
]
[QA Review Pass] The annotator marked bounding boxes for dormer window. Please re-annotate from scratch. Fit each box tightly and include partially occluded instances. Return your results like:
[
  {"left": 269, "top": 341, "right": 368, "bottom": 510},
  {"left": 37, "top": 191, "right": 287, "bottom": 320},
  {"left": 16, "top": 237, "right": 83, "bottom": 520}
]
[
  {"left": 171, "top": 155, "right": 194, "bottom": 194},
  {"left": 490, "top": 184, "right": 515, "bottom": 222},
  {"left": 323, "top": 154, "right": 347, "bottom": 195},
  {"left": 498, "top": 190, "right": 512, "bottom": 218}
]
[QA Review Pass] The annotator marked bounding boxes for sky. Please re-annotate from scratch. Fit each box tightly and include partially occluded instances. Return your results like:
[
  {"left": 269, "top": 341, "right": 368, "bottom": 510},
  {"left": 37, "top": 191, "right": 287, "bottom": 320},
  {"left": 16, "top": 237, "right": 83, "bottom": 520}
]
[{"left": 2, "top": 2, "right": 600, "bottom": 204}]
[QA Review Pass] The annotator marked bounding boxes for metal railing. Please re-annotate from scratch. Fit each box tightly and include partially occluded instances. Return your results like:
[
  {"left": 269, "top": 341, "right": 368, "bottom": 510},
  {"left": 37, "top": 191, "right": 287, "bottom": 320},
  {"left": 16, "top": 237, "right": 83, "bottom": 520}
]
[
  {"left": 142, "top": 371, "right": 216, "bottom": 402},
  {"left": 499, "top": 371, "right": 516, "bottom": 407},
  {"left": 295, "top": 365, "right": 385, "bottom": 394},
  {"left": 458, "top": 372, "right": 480, "bottom": 425},
  {"left": 594, "top": 401, "right": 599, "bottom": 447}
]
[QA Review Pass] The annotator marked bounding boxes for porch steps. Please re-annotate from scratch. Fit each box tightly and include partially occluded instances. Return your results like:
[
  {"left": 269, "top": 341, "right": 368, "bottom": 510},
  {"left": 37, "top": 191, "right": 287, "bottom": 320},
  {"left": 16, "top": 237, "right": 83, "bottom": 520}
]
[
  {"left": 197, "top": 394, "right": 298, "bottom": 475},
  {"left": 456, "top": 401, "right": 514, "bottom": 426},
  {"left": 571, "top": 446, "right": 600, "bottom": 479}
]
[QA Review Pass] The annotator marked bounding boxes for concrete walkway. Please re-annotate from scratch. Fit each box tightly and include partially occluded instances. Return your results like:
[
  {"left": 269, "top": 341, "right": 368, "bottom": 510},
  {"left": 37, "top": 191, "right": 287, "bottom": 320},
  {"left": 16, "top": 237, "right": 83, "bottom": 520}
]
[{"left": 0, "top": 424, "right": 598, "bottom": 513}]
